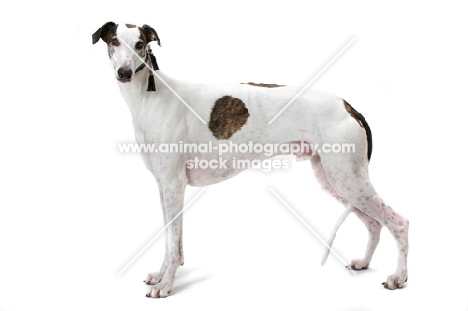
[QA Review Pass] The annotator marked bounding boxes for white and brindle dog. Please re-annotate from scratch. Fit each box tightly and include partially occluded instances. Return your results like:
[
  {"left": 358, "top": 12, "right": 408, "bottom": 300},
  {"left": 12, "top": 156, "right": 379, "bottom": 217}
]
[{"left": 93, "top": 21, "right": 409, "bottom": 298}]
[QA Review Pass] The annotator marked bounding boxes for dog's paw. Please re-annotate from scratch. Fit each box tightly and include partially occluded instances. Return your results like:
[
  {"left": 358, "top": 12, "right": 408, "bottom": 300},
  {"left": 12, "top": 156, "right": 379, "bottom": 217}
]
[
  {"left": 382, "top": 272, "right": 407, "bottom": 290},
  {"left": 346, "top": 259, "right": 369, "bottom": 270},
  {"left": 144, "top": 272, "right": 162, "bottom": 285},
  {"left": 146, "top": 281, "right": 173, "bottom": 298}
]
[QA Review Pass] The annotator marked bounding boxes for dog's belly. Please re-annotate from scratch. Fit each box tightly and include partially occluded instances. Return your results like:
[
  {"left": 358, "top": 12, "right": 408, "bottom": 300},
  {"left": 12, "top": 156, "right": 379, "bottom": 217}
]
[
  {"left": 186, "top": 165, "right": 245, "bottom": 186},
  {"left": 185, "top": 153, "right": 264, "bottom": 186},
  {"left": 185, "top": 141, "right": 314, "bottom": 186}
]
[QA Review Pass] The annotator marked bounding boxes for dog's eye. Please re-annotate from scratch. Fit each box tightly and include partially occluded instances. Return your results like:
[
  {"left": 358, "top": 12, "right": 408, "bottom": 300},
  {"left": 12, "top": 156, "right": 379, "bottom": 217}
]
[
  {"left": 111, "top": 38, "right": 120, "bottom": 46},
  {"left": 135, "top": 42, "right": 144, "bottom": 50}
]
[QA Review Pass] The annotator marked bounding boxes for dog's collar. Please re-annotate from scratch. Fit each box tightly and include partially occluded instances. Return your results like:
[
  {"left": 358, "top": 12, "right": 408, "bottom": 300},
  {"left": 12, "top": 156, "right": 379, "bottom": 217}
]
[
  {"left": 135, "top": 58, "right": 147, "bottom": 74},
  {"left": 135, "top": 45, "right": 159, "bottom": 92}
]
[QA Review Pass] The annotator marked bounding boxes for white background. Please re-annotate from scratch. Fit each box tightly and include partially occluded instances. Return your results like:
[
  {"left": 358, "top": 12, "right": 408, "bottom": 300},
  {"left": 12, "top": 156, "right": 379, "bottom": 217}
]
[{"left": 1, "top": 1, "right": 468, "bottom": 310}]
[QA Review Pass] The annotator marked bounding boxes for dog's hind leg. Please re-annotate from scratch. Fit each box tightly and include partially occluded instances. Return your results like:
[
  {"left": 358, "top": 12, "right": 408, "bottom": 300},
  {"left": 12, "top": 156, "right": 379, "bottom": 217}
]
[
  {"left": 312, "top": 154, "right": 382, "bottom": 270},
  {"left": 347, "top": 209, "right": 382, "bottom": 270},
  {"left": 317, "top": 150, "right": 409, "bottom": 289}
]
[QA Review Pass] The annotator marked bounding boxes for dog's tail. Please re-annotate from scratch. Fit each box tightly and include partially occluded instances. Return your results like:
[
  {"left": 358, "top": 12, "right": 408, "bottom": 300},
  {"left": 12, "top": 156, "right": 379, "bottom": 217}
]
[
  {"left": 343, "top": 100, "right": 373, "bottom": 161},
  {"left": 356, "top": 110, "right": 373, "bottom": 161},
  {"left": 321, "top": 203, "right": 354, "bottom": 266}
]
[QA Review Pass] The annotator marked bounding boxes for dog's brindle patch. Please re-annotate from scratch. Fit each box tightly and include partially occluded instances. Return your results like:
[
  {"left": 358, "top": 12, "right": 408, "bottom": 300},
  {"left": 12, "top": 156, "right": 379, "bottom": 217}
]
[
  {"left": 92, "top": 21, "right": 117, "bottom": 45},
  {"left": 344, "top": 100, "right": 363, "bottom": 127},
  {"left": 242, "top": 82, "right": 285, "bottom": 88},
  {"left": 93, "top": 22, "right": 119, "bottom": 58},
  {"left": 105, "top": 25, "right": 119, "bottom": 58},
  {"left": 103, "top": 23, "right": 118, "bottom": 44},
  {"left": 343, "top": 99, "right": 373, "bottom": 161},
  {"left": 209, "top": 96, "right": 250, "bottom": 139},
  {"left": 137, "top": 28, "right": 146, "bottom": 44},
  {"left": 126, "top": 24, "right": 137, "bottom": 28}
]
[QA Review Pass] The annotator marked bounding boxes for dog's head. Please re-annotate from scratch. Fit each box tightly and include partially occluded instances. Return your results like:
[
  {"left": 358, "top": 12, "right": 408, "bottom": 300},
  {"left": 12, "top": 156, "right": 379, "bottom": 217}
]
[{"left": 92, "top": 22, "right": 160, "bottom": 83}]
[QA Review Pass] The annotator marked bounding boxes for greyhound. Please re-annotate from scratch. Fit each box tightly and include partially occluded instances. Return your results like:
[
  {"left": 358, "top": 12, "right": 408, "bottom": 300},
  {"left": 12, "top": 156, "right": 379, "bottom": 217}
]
[{"left": 92, "top": 21, "right": 409, "bottom": 298}]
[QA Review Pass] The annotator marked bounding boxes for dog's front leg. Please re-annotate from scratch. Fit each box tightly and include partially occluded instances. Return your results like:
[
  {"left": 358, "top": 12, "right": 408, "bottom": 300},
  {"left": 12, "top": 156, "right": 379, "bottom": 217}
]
[{"left": 145, "top": 170, "right": 187, "bottom": 298}]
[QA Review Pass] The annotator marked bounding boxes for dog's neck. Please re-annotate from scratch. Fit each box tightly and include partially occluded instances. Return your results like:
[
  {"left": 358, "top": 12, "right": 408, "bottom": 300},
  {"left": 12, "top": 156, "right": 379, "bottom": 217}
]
[{"left": 117, "top": 69, "right": 167, "bottom": 122}]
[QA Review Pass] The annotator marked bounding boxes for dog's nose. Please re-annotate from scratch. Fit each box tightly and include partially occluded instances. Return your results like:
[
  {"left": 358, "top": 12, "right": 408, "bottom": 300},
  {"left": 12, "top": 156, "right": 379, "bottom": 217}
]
[{"left": 117, "top": 68, "right": 133, "bottom": 82}]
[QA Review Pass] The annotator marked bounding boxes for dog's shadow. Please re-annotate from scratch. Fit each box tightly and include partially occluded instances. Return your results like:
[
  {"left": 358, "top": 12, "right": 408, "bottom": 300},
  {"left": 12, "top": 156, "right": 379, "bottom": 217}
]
[
  {"left": 171, "top": 267, "right": 212, "bottom": 295},
  {"left": 347, "top": 267, "right": 378, "bottom": 276}
]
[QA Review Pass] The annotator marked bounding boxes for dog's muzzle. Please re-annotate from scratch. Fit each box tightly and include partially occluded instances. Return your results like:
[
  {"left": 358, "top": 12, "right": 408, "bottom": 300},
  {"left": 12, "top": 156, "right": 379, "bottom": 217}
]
[{"left": 117, "top": 67, "right": 133, "bottom": 83}]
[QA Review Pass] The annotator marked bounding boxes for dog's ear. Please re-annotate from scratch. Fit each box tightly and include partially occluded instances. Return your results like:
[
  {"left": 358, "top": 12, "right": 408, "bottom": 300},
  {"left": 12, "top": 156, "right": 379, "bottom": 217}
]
[
  {"left": 92, "top": 21, "right": 117, "bottom": 44},
  {"left": 141, "top": 24, "right": 161, "bottom": 47}
]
